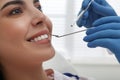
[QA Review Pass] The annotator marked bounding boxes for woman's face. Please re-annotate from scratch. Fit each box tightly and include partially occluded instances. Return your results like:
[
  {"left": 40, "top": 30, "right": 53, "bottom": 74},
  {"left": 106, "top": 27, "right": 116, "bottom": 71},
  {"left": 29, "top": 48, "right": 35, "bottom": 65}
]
[{"left": 0, "top": 0, "right": 55, "bottom": 67}]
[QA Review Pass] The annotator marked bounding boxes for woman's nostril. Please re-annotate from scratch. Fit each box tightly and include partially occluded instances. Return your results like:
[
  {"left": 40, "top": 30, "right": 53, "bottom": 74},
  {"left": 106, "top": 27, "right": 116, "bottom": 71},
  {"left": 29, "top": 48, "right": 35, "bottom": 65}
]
[{"left": 36, "top": 21, "right": 43, "bottom": 25}]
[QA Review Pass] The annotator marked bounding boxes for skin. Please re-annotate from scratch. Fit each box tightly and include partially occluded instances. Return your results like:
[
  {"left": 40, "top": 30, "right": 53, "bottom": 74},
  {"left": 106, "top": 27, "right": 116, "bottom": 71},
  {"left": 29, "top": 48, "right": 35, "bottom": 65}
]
[{"left": 0, "top": 0, "right": 55, "bottom": 80}]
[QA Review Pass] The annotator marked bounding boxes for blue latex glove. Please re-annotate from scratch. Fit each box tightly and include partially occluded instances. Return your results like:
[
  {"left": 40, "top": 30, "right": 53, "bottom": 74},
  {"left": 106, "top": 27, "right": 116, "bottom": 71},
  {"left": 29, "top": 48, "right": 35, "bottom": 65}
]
[
  {"left": 84, "top": 16, "right": 120, "bottom": 63},
  {"left": 77, "top": 0, "right": 117, "bottom": 28}
]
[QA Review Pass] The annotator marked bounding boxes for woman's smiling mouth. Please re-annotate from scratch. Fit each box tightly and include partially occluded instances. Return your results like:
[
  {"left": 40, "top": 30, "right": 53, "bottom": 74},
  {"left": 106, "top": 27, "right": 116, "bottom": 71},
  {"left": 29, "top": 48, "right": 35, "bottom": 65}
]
[
  {"left": 27, "top": 30, "right": 51, "bottom": 44},
  {"left": 30, "top": 34, "right": 48, "bottom": 42}
]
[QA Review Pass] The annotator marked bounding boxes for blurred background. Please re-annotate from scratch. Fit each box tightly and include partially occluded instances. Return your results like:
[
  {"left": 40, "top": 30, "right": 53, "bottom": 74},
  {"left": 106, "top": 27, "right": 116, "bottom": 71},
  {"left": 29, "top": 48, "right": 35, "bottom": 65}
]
[{"left": 41, "top": 0, "right": 120, "bottom": 80}]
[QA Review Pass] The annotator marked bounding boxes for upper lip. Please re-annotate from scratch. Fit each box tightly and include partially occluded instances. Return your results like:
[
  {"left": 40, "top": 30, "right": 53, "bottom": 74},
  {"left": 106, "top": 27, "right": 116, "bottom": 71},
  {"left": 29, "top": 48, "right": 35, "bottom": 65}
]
[{"left": 27, "top": 30, "right": 49, "bottom": 41}]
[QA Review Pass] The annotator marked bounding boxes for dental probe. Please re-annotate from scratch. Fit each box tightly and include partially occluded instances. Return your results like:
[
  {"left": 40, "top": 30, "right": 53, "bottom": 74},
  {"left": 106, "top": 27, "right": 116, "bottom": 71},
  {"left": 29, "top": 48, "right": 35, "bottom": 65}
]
[
  {"left": 52, "top": 28, "right": 88, "bottom": 38},
  {"left": 71, "top": 0, "right": 94, "bottom": 27},
  {"left": 52, "top": 27, "right": 95, "bottom": 38}
]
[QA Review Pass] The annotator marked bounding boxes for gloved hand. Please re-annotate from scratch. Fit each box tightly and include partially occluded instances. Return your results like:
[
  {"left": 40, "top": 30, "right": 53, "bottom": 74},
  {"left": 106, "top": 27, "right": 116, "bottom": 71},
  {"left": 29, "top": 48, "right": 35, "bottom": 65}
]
[
  {"left": 77, "top": 0, "right": 117, "bottom": 28},
  {"left": 83, "top": 16, "right": 120, "bottom": 63}
]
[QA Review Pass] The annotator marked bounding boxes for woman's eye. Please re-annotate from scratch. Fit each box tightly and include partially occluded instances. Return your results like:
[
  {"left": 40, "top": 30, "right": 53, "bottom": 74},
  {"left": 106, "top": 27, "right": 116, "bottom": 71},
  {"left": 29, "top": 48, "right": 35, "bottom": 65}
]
[{"left": 9, "top": 8, "right": 23, "bottom": 15}]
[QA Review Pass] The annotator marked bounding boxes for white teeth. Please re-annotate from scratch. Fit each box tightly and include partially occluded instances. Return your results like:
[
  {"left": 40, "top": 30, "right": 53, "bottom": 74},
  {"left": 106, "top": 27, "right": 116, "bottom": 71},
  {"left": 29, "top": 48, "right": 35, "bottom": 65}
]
[{"left": 30, "top": 34, "right": 48, "bottom": 42}]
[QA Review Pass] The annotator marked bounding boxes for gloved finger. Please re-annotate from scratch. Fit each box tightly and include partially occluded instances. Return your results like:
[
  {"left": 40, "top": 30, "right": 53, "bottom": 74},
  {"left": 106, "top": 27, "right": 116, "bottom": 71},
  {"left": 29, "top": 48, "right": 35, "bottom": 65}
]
[
  {"left": 93, "top": 16, "right": 120, "bottom": 26},
  {"left": 86, "top": 23, "right": 120, "bottom": 35},
  {"left": 84, "top": 30, "right": 120, "bottom": 42},
  {"left": 92, "top": 1, "right": 117, "bottom": 16},
  {"left": 87, "top": 39, "right": 120, "bottom": 56},
  {"left": 81, "top": 0, "right": 91, "bottom": 9},
  {"left": 87, "top": 39, "right": 119, "bottom": 53},
  {"left": 87, "top": 38, "right": 114, "bottom": 48},
  {"left": 77, "top": 11, "right": 88, "bottom": 27}
]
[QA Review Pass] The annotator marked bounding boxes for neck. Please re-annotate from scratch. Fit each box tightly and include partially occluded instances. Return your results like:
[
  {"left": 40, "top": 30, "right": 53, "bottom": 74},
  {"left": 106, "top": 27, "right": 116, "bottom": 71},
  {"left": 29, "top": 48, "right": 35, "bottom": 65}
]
[{"left": 3, "top": 63, "right": 49, "bottom": 80}]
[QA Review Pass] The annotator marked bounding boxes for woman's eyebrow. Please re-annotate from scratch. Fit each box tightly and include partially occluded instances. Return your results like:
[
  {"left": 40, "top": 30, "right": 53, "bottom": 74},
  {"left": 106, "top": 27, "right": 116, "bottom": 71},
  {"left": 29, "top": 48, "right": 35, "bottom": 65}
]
[{"left": 0, "top": 0, "right": 25, "bottom": 11}]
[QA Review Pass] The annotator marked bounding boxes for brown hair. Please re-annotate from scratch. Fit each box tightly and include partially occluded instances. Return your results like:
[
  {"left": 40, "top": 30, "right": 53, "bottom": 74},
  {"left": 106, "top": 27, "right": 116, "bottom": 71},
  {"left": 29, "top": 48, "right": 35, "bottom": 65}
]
[{"left": 0, "top": 64, "right": 4, "bottom": 80}]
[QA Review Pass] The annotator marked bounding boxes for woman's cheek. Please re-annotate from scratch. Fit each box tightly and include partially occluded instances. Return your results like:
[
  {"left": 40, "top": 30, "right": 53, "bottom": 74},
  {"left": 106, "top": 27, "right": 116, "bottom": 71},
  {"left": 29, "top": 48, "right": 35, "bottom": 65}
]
[{"left": 3, "top": 19, "right": 29, "bottom": 44}]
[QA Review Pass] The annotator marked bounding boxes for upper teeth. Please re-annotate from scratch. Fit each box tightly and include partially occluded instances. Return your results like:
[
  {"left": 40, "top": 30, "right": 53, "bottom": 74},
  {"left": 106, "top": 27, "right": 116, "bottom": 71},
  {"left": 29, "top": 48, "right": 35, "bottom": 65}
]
[{"left": 30, "top": 34, "right": 48, "bottom": 42}]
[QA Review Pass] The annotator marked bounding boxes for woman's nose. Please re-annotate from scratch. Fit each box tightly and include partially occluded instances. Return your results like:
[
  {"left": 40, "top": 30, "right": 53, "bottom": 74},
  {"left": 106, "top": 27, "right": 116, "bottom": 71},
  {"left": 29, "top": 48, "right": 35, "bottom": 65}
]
[{"left": 31, "top": 9, "right": 46, "bottom": 27}]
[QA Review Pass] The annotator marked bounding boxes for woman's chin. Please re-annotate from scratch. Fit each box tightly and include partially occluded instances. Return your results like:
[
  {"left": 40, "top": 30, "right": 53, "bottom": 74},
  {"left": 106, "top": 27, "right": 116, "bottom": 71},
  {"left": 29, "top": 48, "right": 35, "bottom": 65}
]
[{"left": 44, "top": 47, "right": 55, "bottom": 61}]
